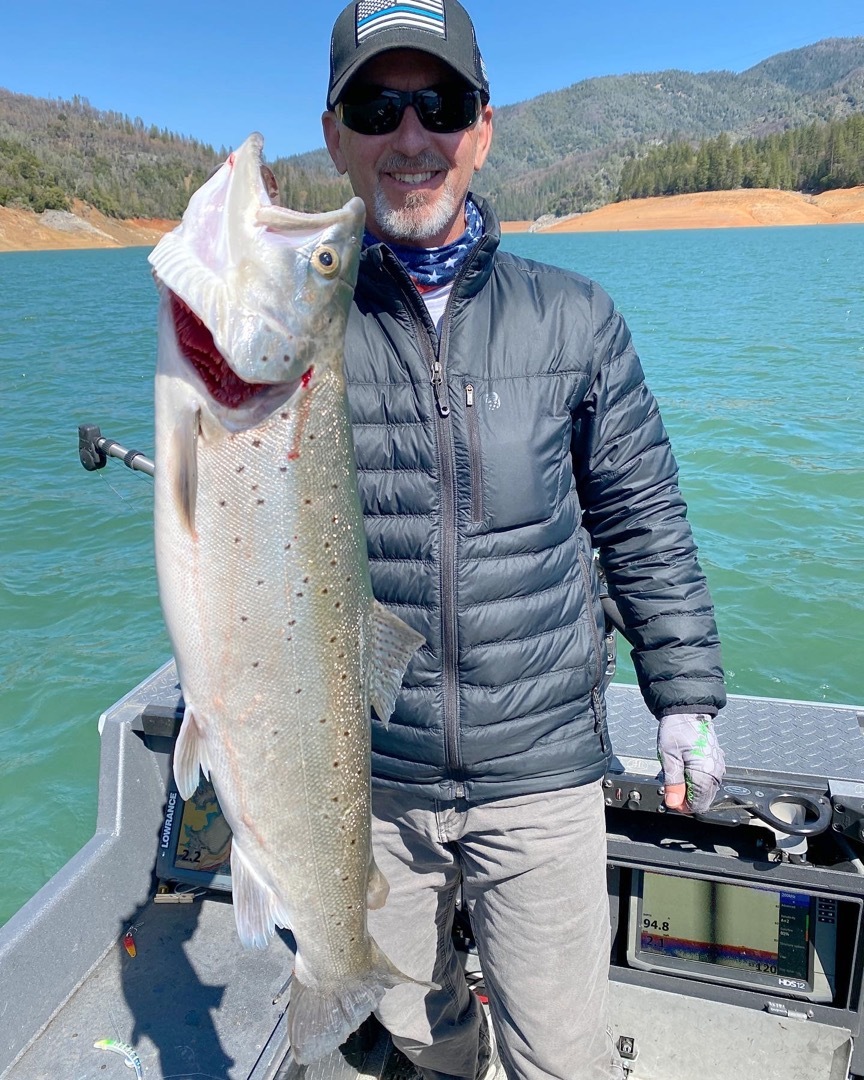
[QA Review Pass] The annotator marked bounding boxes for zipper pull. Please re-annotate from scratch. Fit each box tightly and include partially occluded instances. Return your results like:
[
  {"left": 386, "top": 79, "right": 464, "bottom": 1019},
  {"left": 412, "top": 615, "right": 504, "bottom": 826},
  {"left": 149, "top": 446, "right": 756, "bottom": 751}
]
[
  {"left": 465, "top": 383, "right": 474, "bottom": 407},
  {"left": 431, "top": 360, "right": 450, "bottom": 417}
]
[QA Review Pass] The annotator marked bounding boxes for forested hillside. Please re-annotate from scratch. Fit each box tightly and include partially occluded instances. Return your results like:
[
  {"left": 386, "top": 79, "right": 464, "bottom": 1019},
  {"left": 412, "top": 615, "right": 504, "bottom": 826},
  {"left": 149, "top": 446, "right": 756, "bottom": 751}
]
[
  {"left": 0, "top": 90, "right": 219, "bottom": 216},
  {"left": 617, "top": 115, "right": 864, "bottom": 200},
  {"left": 2, "top": 36, "right": 863, "bottom": 221}
]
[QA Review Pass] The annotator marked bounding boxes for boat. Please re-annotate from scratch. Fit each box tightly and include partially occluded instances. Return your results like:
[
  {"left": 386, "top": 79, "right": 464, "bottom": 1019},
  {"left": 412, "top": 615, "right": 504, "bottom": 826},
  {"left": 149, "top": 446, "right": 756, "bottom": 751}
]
[{"left": 1, "top": 435, "right": 863, "bottom": 1080}]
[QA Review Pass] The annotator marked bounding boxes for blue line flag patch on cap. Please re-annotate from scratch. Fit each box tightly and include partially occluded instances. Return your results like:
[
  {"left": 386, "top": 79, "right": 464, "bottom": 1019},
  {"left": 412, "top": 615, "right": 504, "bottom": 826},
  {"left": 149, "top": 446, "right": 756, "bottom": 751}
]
[{"left": 356, "top": 0, "right": 446, "bottom": 43}]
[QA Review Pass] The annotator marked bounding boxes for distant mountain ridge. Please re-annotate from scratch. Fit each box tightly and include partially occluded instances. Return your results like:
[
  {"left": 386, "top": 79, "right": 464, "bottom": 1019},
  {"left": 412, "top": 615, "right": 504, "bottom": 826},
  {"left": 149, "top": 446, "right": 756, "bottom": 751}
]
[{"left": 2, "top": 37, "right": 863, "bottom": 221}]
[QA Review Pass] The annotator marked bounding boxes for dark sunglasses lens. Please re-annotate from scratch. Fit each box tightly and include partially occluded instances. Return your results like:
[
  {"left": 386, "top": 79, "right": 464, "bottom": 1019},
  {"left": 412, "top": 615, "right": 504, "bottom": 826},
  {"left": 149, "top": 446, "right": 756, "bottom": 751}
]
[
  {"left": 341, "top": 91, "right": 404, "bottom": 135},
  {"left": 414, "top": 89, "right": 480, "bottom": 132},
  {"left": 341, "top": 88, "right": 481, "bottom": 135}
]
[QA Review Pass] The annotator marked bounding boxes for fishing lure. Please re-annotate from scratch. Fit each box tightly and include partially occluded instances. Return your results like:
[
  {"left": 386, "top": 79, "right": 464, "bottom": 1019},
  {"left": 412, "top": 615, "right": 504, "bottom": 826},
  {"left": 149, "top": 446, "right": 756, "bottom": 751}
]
[{"left": 93, "top": 1038, "right": 143, "bottom": 1079}]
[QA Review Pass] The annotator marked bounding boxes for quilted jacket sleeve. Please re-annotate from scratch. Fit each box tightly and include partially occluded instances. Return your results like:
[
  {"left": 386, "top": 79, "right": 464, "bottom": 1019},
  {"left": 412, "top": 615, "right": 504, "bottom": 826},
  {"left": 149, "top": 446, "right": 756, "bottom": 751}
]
[{"left": 571, "top": 282, "right": 726, "bottom": 718}]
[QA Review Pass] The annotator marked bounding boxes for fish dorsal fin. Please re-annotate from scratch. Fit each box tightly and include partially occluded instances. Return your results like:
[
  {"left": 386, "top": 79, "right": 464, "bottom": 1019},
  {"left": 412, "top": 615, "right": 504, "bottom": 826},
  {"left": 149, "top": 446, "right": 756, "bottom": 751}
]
[
  {"left": 173, "top": 704, "right": 211, "bottom": 801},
  {"left": 368, "top": 601, "right": 425, "bottom": 727},
  {"left": 230, "top": 839, "right": 293, "bottom": 950}
]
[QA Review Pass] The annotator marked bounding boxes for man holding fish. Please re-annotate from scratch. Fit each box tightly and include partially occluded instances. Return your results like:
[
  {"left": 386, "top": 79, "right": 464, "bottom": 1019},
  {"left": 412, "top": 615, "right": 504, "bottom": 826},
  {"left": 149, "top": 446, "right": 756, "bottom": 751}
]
[{"left": 317, "top": 1, "right": 727, "bottom": 1078}]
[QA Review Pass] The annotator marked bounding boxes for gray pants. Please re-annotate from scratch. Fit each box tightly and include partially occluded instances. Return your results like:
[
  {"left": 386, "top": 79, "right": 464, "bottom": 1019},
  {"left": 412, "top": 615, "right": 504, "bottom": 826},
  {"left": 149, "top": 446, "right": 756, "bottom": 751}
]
[{"left": 368, "top": 782, "right": 619, "bottom": 1080}]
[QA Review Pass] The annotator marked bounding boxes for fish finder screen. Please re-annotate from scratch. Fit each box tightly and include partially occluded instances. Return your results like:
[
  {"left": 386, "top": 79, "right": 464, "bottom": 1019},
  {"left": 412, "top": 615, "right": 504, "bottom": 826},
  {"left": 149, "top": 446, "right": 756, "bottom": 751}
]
[{"left": 636, "top": 873, "right": 810, "bottom": 981}]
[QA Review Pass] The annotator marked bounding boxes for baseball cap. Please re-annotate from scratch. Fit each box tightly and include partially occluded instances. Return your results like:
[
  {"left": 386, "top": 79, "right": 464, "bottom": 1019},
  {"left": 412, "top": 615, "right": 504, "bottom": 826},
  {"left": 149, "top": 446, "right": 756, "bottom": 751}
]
[{"left": 327, "top": 0, "right": 490, "bottom": 110}]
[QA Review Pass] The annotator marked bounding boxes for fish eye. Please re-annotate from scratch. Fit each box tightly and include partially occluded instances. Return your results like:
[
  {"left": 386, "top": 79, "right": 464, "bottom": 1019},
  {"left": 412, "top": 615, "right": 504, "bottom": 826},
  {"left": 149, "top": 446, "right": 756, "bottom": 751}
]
[{"left": 312, "top": 246, "right": 340, "bottom": 278}]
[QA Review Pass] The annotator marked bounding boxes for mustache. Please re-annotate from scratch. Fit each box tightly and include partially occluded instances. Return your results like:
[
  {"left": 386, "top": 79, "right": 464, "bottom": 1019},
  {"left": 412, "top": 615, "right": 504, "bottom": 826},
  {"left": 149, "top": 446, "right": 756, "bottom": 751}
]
[{"left": 378, "top": 153, "right": 449, "bottom": 173}]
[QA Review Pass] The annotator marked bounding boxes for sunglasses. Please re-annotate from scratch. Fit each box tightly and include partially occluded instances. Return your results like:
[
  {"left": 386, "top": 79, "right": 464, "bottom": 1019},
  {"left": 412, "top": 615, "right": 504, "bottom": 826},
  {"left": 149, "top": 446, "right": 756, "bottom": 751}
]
[{"left": 337, "top": 84, "right": 482, "bottom": 136}]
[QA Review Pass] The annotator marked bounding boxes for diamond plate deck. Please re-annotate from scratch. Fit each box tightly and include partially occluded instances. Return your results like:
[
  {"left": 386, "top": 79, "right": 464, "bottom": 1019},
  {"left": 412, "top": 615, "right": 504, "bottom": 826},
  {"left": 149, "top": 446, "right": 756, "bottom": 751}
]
[{"left": 605, "top": 682, "right": 864, "bottom": 785}]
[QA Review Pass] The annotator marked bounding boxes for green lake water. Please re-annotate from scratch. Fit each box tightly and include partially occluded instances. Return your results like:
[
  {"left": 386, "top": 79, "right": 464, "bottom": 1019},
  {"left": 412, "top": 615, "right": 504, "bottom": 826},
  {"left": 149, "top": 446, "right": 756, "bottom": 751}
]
[{"left": 1, "top": 225, "right": 862, "bottom": 927}]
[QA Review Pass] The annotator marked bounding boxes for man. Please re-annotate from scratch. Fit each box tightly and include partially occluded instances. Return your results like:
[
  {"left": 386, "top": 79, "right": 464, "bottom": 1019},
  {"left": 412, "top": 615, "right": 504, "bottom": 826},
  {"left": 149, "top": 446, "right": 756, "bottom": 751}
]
[{"left": 321, "top": 2, "right": 726, "bottom": 1077}]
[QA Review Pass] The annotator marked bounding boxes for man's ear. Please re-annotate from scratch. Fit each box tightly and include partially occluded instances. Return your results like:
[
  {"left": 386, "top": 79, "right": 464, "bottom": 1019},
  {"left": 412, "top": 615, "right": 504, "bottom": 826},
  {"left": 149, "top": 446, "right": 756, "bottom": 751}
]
[
  {"left": 473, "top": 105, "right": 494, "bottom": 173},
  {"left": 322, "top": 111, "right": 348, "bottom": 175}
]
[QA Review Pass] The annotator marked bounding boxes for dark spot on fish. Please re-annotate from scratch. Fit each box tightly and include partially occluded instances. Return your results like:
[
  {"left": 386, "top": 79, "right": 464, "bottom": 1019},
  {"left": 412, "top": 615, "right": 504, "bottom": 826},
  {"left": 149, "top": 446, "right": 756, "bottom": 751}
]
[
  {"left": 296, "top": 591, "right": 304, "bottom": 598},
  {"left": 319, "top": 717, "right": 327, "bottom": 724},
  {"left": 252, "top": 661, "right": 259, "bottom": 668},
  {"left": 304, "top": 498, "right": 312, "bottom": 505},
  {"left": 257, "top": 579, "right": 264, "bottom": 586},
  {"left": 234, "top": 537, "right": 241, "bottom": 544},
  {"left": 332, "top": 796, "right": 340, "bottom": 803},
  {"left": 332, "top": 516, "right": 338, "bottom": 524},
  {"left": 350, "top": 838, "right": 356, "bottom": 846},
  {"left": 303, "top": 576, "right": 310, "bottom": 583},
  {"left": 261, "top": 355, "right": 268, "bottom": 363},
  {"left": 241, "top": 616, "right": 248, "bottom": 623},
  {"left": 272, "top": 729, "right": 278, "bottom": 736},
  {"left": 345, "top": 577, "right": 351, "bottom": 583},
  {"left": 296, "top": 688, "right": 303, "bottom": 695},
  {"left": 281, "top": 412, "right": 289, "bottom": 420},
  {"left": 280, "top": 466, "right": 288, "bottom": 473},
  {"left": 331, "top": 483, "right": 338, "bottom": 490},
  {"left": 343, "top": 730, "right": 350, "bottom": 737},
  {"left": 252, "top": 439, "right": 261, "bottom": 448},
  {"left": 308, "top": 433, "right": 316, "bottom": 440},
  {"left": 340, "top": 674, "right": 347, "bottom": 681},
  {"left": 324, "top": 541, "right": 331, "bottom": 549},
  {"left": 333, "top": 760, "right": 340, "bottom": 768},
  {"left": 252, "top": 484, "right": 259, "bottom": 491},
  {"left": 236, "top": 465, "right": 245, "bottom": 473},
  {"left": 285, "top": 542, "right": 291, "bottom": 550},
  {"left": 329, "top": 635, "right": 337, "bottom": 643},
  {"left": 219, "top": 500, "right": 226, "bottom": 507},
  {"left": 330, "top": 559, "right": 337, "bottom": 567},
  {"left": 342, "top": 876, "right": 349, "bottom": 882},
  {"left": 257, "top": 499, "right": 265, "bottom": 505},
  {"left": 321, "top": 587, "right": 329, "bottom": 594},
  {"left": 338, "top": 653, "right": 345, "bottom": 659},
  {"left": 289, "top": 619, "right": 297, "bottom": 626},
  {"left": 335, "top": 602, "right": 342, "bottom": 609},
  {"left": 283, "top": 354, "right": 290, "bottom": 362}
]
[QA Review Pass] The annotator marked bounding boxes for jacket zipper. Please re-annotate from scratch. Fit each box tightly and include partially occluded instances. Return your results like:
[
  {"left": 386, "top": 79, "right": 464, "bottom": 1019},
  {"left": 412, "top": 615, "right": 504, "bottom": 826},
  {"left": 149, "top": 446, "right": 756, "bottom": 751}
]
[
  {"left": 578, "top": 549, "right": 609, "bottom": 753},
  {"left": 464, "top": 382, "right": 484, "bottom": 523},
  {"left": 399, "top": 278, "right": 463, "bottom": 795},
  {"left": 380, "top": 249, "right": 480, "bottom": 799}
]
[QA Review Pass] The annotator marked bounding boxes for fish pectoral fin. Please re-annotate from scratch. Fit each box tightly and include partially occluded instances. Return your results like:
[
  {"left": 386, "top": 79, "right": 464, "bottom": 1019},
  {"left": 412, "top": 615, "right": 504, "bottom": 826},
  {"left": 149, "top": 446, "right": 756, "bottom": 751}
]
[
  {"left": 288, "top": 939, "right": 427, "bottom": 1065},
  {"left": 173, "top": 704, "right": 211, "bottom": 800},
  {"left": 230, "top": 840, "right": 291, "bottom": 950},
  {"left": 170, "top": 404, "right": 200, "bottom": 537},
  {"left": 366, "top": 856, "right": 389, "bottom": 911},
  {"left": 368, "top": 601, "right": 425, "bottom": 727}
]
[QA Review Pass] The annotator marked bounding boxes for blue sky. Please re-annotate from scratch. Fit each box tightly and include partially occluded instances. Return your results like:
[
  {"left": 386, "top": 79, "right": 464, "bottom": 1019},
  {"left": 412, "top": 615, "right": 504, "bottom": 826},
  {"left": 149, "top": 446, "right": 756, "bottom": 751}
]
[{"left": 4, "top": 0, "right": 863, "bottom": 160}]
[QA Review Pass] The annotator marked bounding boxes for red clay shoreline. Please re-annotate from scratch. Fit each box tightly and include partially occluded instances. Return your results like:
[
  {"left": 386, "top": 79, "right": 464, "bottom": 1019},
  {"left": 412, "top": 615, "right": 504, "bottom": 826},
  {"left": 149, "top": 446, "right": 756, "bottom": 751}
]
[{"left": 2, "top": 187, "right": 863, "bottom": 252}]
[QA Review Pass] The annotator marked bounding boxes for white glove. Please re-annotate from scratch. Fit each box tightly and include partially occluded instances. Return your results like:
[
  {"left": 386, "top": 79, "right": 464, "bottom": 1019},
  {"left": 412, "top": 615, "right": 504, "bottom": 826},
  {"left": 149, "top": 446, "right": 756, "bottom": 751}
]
[{"left": 657, "top": 713, "right": 725, "bottom": 814}]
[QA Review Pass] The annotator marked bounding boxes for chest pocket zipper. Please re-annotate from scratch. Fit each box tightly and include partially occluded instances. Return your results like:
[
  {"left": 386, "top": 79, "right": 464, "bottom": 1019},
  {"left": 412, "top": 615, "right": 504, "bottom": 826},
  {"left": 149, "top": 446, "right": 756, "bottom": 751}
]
[{"left": 465, "top": 383, "right": 484, "bottom": 523}]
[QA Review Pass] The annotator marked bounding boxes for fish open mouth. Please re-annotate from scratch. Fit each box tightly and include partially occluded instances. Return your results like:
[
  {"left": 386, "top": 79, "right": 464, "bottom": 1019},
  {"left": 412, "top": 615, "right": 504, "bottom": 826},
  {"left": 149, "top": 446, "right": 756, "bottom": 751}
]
[{"left": 170, "top": 291, "right": 271, "bottom": 409}]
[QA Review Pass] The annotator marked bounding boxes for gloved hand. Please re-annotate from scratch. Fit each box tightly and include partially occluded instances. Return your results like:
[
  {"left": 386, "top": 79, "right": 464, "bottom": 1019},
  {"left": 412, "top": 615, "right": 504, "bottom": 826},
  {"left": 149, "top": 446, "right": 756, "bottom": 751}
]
[{"left": 657, "top": 713, "right": 725, "bottom": 814}]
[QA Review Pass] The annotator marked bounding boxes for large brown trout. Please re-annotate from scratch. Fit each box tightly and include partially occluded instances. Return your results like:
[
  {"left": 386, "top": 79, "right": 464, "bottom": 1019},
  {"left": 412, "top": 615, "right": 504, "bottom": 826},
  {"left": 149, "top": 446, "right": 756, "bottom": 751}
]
[{"left": 148, "top": 133, "right": 425, "bottom": 1063}]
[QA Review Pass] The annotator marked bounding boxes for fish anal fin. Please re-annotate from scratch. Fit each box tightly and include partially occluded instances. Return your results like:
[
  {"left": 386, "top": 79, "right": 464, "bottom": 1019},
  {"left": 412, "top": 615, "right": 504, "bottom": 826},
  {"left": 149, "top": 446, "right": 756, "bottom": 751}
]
[
  {"left": 366, "top": 856, "right": 389, "bottom": 911},
  {"left": 230, "top": 839, "right": 291, "bottom": 950},
  {"left": 171, "top": 406, "right": 199, "bottom": 537},
  {"left": 173, "top": 704, "right": 208, "bottom": 800},
  {"left": 368, "top": 601, "right": 425, "bottom": 727}
]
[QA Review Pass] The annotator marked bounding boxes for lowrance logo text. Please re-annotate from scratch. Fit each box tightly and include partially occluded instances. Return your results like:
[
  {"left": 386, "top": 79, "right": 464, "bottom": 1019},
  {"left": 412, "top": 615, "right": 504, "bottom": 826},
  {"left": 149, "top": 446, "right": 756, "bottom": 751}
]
[{"left": 161, "top": 791, "right": 178, "bottom": 849}]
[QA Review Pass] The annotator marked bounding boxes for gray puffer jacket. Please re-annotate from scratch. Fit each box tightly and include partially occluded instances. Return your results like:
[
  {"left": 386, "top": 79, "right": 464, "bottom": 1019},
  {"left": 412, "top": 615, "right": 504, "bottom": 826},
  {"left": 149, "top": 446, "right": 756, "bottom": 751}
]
[{"left": 345, "top": 197, "right": 725, "bottom": 801}]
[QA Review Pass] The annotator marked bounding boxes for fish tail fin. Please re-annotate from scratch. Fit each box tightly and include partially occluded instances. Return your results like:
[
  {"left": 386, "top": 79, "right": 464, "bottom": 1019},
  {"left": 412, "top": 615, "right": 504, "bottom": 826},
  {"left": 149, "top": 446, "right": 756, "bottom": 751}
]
[{"left": 287, "top": 939, "right": 436, "bottom": 1064}]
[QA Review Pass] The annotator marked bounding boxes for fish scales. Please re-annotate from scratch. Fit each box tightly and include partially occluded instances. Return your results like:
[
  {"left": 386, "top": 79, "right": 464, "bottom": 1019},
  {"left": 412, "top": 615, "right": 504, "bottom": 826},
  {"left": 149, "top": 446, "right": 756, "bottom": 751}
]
[{"left": 148, "top": 132, "right": 426, "bottom": 1063}]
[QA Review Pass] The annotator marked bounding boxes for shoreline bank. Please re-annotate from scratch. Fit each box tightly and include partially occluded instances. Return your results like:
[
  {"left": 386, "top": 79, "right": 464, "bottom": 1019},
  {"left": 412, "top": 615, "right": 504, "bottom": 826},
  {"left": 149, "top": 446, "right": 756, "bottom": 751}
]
[{"left": 2, "top": 187, "right": 863, "bottom": 252}]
